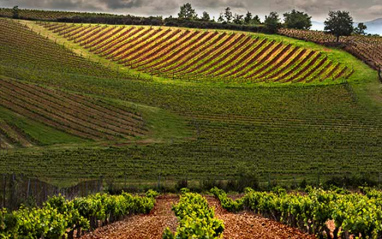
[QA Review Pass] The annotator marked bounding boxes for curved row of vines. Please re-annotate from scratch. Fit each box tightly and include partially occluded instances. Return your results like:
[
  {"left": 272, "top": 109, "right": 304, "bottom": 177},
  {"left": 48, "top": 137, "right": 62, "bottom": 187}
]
[
  {"left": 212, "top": 187, "right": 382, "bottom": 239},
  {"left": 40, "top": 22, "right": 353, "bottom": 84}
]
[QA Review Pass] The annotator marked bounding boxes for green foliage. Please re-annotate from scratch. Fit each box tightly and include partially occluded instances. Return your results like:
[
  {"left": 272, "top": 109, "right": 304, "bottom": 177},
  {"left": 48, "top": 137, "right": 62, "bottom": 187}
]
[
  {"left": 224, "top": 7, "right": 232, "bottom": 23},
  {"left": 201, "top": 11, "right": 210, "bottom": 21},
  {"left": 233, "top": 14, "right": 244, "bottom": 25},
  {"left": 324, "top": 11, "right": 354, "bottom": 42},
  {"left": 211, "top": 187, "right": 243, "bottom": 213},
  {"left": 0, "top": 209, "right": 18, "bottom": 238},
  {"left": 0, "top": 191, "right": 155, "bottom": 238},
  {"left": 264, "top": 12, "right": 281, "bottom": 33},
  {"left": 354, "top": 23, "right": 367, "bottom": 35},
  {"left": 244, "top": 11, "right": 252, "bottom": 25},
  {"left": 163, "top": 192, "right": 224, "bottom": 239},
  {"left": 178, "top": 3, "right": 198, "bottom": 20},
  {"left": 252, "top": 15, "right": 261, "bottom": 25},
  {"left": 11, "top": 6, "right": 18, "bottom": 19},
  {"left": 213, "top": 188, "right": 382, "bottom": 238},
  {"left": 283, "top": 9, "right": 312, "bottom": 30}
]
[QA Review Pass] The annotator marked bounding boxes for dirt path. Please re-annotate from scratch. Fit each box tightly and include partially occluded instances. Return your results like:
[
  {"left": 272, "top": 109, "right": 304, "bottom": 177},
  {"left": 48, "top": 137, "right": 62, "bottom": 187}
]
[
  {"left": 80, "top": 195, "right": 316, "bottom": 239},
  {"left": 79, "top": 195, "right": 179, "bottom": 239},
  {"left": 205, "top": 196, "right": 316, "bottom": 239}
]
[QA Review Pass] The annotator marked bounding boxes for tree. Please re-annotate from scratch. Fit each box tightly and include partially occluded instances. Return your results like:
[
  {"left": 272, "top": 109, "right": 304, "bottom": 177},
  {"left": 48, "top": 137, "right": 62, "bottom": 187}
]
[
  {"left": 244, "top": 11, "right": 252, "bottom": 25},
  {"left": 354, "top": 23, "right": 367, "bottom": 35},
  {"left": 224, "top": 7, "right": 233, "bottom": 23},
  {"left": 264, "top": 12, "right": 281, "bottom": 33},
  {"left": 283, "top": 9, "right": 312, "bottom": 30},
  {"left": 218, "top": 13, "right": 224, "bottom": 23},
  {"left": 233, "top": 14, "right": 244, "bottom": 25},
  {"left": 253, "top": 15, "right": 261, "bottom": 25},
  {"left": 12, "top": 6, "right": 19, "bottom": 19},
  {"left": 201, "top": 11, "right": 210, "bottom": 21},
  {"left": 324, "top": 11, "right": 354, "bottom": 42},
  {"left": 178, "top": 3, "right": 197, "bottom": 20}
]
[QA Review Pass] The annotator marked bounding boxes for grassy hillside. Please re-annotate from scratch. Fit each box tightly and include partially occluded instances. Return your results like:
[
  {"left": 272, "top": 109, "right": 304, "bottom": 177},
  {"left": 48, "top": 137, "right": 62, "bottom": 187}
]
[{"left": 0, "top": 18, "right": 381, "bottom": 187}]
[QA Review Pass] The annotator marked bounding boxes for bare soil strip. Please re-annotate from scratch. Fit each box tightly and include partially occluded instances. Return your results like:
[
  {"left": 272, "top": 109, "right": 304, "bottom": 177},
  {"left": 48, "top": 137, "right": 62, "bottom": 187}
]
[
  {"left": 79, "top": 195, "right": 315, "bottom": 239},
  {"left": 79, "top": 195, "right": 179, "bottom": 239},
  {"left": 206, "top": 196, "right": 316, "bottom": 239}
]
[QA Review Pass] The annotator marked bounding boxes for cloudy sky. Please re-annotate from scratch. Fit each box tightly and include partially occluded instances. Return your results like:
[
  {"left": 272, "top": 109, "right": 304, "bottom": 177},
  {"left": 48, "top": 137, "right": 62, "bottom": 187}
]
[{"left": 1, "top": 0, "right": 381, "bottom": 22}]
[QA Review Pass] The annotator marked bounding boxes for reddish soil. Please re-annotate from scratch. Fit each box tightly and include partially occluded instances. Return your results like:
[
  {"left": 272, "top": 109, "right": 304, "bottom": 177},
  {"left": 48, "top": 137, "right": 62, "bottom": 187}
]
[
  {"left": 127, "top": 29, "right": 181, "bottom": 63},
  {"left": 102, "top": 27, "right": 146, "bottom": 57},
  {"left": 135, "top": 30, "right": 195, "bottom": 67},
  {"left": 93, "top": 27, "right": 136, "bottom": 54},
  {"left": 111, "top": 28, "right": 161, "bottom": 60},
  {"left": 163, "top": 32, "right": 225, "bottom": 72},
  {"left": 79, "top": 195, "right": 316, "bottom": 239},
  {"left": 147, "top": 31, "right": 211, "bottom": 69},
  {"left": 206, "top": 196, "right": 316, "bottom": 239},
  {"left": 208, "top": 37, "right": 257, "bottom": 75},
  {"left": 79, "top": 195, "right": 179, "bottom": 239}
]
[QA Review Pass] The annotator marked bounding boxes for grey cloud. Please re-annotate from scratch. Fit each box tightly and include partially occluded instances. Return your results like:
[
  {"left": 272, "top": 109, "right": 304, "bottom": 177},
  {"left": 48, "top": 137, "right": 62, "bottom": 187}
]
[
  {"left": 0, "top": 0, "right": 104, "bottom": 11},
  {"left": 99, "top": 0, "right": 143, "bottom": 9},
  {"left": 0, "top": 0, "right": 381, "bottom": 21}
]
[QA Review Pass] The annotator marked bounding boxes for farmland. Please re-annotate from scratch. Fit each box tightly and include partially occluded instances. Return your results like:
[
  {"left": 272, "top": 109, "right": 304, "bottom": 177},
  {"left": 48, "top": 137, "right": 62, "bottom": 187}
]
[
  {"left": 38, "top": 22, "right": 353, "bottom": 84},
  {"left": 279, "top": 28, "right": 382, "bottom": 70},
  {"left": 0, "top": 16, "right": 381, "bottom": 188}
]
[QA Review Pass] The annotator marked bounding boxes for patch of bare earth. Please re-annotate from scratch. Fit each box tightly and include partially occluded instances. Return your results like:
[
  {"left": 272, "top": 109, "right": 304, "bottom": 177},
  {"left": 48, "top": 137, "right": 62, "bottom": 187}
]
[
  {"left": 79, "top": 195, "right": 179, "bottom": 239},
  {"left": 206, "top": 196, "right": 316, "bottom": 239},
  {"left": 79, "top": 195, "right": 316, "bottom": 239}
]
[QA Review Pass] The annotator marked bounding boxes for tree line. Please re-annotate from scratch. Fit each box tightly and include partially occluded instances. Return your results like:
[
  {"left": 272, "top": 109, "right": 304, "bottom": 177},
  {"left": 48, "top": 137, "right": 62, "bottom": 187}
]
[
  {"left": 10, "top": 4, "right": 371, "bottom": 40},
  {"left": 177, "top": 3, "right": 370, "bottom": 40}
]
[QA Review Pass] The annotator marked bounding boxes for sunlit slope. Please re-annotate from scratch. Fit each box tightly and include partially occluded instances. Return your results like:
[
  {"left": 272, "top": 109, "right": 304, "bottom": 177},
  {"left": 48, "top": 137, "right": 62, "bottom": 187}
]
[
  {"left": 0, "top": 19, "right": 148, "bottom": 144},
  {"left": 40, "top": 22, "right": 353, "bottom": 83}
]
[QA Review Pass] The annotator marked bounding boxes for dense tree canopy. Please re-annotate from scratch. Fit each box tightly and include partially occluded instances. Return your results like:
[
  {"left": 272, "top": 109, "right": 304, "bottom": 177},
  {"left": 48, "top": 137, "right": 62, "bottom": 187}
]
[
  {"left": 178, "top": 3, "right": 197, "bottom": 20},
  {"left": 354, "top": 22, "right": 367, "bottom": 35},
  {"left": 244, "top": 11, "right": 252, "bottom": 25},
  {"left": 12, "top": 6, "right": 19, "bottom": 19},
  {"left": 201, "top": 11, "right": 210, "bottom": 21},
  {"left": 224, "top": 7, "right": 233, "bottom": 23},
  {"left": 283, "top": 9, "right": 312, "bottom": 30},
  {"left": 233, "top": 13, "right": 244, "bottom": 25},
  {"left": 324, "top": 11, "right": 354, "bottom": 42},
  {"left": 264, "top": 12, "right": 281, "bottom": 33}
]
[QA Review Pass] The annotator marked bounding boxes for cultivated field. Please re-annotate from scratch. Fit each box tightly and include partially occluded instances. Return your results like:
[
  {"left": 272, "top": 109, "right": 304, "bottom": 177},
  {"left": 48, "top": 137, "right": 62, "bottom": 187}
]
[
  {"left": 0, "top": 17, "right": 380, "bottom": 186},
  {"left": 1, "top": 9, "right": 382, "bottom": 239},
  {"left": 39, "top": 22, "right": 353, "bottom": 83},
  {"left": 279, "top": 28, "right": 382, "bottom": 69}
]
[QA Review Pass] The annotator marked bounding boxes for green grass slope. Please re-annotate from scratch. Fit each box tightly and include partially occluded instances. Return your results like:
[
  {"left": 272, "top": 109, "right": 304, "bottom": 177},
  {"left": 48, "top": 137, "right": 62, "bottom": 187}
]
[{"left": 0, "top": 18, "right": 381, "bottom": 186}]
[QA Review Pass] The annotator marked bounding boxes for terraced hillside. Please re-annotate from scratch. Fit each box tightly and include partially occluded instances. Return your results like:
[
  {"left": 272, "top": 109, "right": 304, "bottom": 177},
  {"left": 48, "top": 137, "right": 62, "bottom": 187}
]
[
  {"left": 39, "top": 22, "right": 353, "bottom": 83},
  {"left": 0, "top": 77, "right": 147, "bottom": 141},
  {"left": 279, "top": 28, "right": 382, "bottom": 70}
]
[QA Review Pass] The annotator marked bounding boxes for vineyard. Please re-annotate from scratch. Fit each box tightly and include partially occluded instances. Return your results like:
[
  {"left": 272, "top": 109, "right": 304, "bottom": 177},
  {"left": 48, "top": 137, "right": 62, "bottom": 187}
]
[
  {"left": 0, "top": 76, "right": 147, "bottom": 142},
  {"left": 279, "top": 28, "right": 382, "bottom": 70},
  {"left": 0, "top": 190, "right": 158, "bottom": 238},
  {"left": 37, "top": 22, "right": 353, "bottom": 84},
  {"left": 5, "top": 188, "right": 382, "bottom": 238},
  {"left": 0, "top": 17, "right": 381, "bottom": 185},
  {"left": 211, "top": 187, "right": 382, "bottom": 238},
  {"left": 0, "top": 120, "right": 34, "bottom": 149},
  {"left": 1, "top": 9, "right": 382, "bottom": 238}
]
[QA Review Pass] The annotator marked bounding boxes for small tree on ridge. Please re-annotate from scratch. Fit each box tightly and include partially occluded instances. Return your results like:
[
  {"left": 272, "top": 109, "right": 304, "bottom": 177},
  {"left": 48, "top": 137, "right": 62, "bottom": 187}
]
[{"left": 324, "top": 11, "right": 354, "bottom": 42}]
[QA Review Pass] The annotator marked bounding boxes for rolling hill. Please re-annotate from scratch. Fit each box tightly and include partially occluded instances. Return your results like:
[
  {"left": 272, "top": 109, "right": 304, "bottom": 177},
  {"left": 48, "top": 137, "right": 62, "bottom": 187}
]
[{"left": 0, "top": 17, "right": 380, "bottom": 187}]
